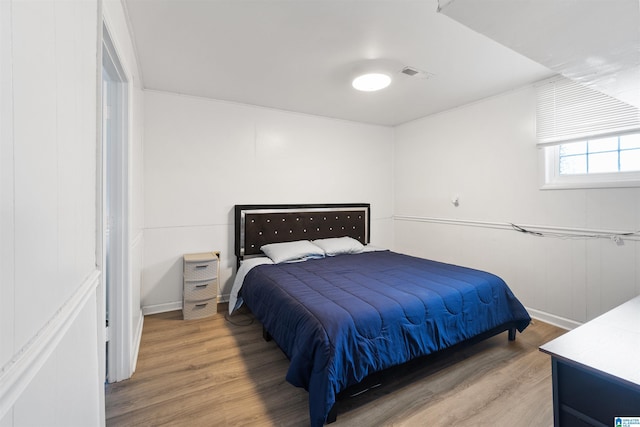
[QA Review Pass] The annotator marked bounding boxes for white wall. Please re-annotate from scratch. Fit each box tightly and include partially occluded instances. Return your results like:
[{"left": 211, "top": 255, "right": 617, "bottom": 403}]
[
  {"left": 142, "top": 85, "right": 640, "bottom": 326},
  {"left": 0, "top": 1, "right": 145, "bottom": 425},
  {"left": 394, "top": 86, "right": 640, "bottom": 327},
  {"left": 142, "top": 91, "right": 394, "bottom": 313},
  {"left": 0, "top": 0, "right": 102, "bottom": 425}
]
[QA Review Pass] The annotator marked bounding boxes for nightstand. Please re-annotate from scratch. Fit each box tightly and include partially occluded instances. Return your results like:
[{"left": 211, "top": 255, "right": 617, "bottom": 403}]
[{"left": 182, "top": 251, "right": 220, "bottom": 320}]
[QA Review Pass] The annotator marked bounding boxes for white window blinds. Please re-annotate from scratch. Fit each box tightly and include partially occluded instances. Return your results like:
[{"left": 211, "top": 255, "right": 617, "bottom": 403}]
[{"left": 536, "top": 76, "right": 640, "bottom": 146}]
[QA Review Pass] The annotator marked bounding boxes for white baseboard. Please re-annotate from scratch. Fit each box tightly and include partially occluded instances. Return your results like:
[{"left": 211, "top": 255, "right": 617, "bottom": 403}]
[
  {"left": 142, "top": 301, "right": 182, "bottom": 316},
  {"left": 142, "top": 297, "right": 232, "bottom": 315},
  {"left": 527, "top": 307, "right": 582, "bottom": 331},
  {"left": 140, "top": 302, "right": 582, "bottom": 333},
  {"left": 130, "top": 309, "right": 144, "bottom": 373}
]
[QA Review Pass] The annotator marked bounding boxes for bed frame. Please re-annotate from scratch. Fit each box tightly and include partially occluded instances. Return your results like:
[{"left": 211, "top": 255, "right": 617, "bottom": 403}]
[{"left": 234, "top": 203, "right": 519, "bottom": 424}]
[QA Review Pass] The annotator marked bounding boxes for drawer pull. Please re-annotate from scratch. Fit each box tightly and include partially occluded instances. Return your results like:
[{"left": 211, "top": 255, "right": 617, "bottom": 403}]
[
  {"left": 195, "top": 284, "right": 208, "bottom": 288},
  {"left": 195, "top": 264, "right": 209, "bottom": 269},
  {"left": 195, "top": 303, "right": 208, "bottom": 308}
]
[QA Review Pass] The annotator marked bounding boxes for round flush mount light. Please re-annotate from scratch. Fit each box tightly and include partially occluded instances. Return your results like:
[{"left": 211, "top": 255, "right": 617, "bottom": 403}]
[{"left": 352, "top": 73, "right": 391, "bottom": 92}]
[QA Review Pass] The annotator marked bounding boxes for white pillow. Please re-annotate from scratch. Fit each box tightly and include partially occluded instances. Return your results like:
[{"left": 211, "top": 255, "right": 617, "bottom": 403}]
[
  {"left": 260, "top": 240, "right": 325, "bottom": 264},
  {"left": 361, "top": 244, "right": 387, "bottom": 252},
  {"left": 312, "top": 236, "right": 364, "bottom": 256}
]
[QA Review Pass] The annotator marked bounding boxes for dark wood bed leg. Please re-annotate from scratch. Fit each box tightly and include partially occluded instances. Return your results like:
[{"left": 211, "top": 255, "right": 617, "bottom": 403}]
[
  {"left": 508, "top": 327, "right": 516, "bottom": 341},
  {"left": 262, "top": 326, "right": 272, "bottom": 342},
  {"left": 326, "top": 404, "right": 337, "bottom": 424}
]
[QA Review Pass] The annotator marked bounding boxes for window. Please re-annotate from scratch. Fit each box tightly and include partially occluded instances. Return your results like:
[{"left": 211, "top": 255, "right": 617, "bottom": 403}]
[
  {"left": 537, "top": 76, "right": 640, "bottom": 189},
  {"left": 543, "top": 132, "right": 640, "bottom": 189},
  {"left": 559, "top": 133, "right": 640, "bottom": 175}
]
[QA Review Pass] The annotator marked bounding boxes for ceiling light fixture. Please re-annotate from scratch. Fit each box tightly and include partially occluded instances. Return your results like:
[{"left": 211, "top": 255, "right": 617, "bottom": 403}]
[{"left": 352, "top": 73, "right": 391, "bottom": 92}]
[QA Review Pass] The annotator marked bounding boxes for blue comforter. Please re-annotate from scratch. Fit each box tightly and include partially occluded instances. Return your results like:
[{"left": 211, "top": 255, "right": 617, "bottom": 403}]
[{"left": 241, "top": 251, "right": 530, "bottom": 426}]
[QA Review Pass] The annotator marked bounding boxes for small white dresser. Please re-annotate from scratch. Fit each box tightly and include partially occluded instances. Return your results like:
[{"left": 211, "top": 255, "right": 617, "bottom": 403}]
[{"left": 182, "top": 251, "right": 220, "bottom": 320}]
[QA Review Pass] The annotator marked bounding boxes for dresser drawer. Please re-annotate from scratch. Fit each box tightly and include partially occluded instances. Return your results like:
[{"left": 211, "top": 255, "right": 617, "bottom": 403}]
[
  {"left": 184, "top": 278, "right": 217, "bottom": 301},
  {"left": 182, "top": 251, "right": 220, "bottom": 320},
  {"left": 184, "top": 254, "right": 218, "bottom": 281},
  {"left": 183, "top": 299, "right": 217, "bottom": 320}
]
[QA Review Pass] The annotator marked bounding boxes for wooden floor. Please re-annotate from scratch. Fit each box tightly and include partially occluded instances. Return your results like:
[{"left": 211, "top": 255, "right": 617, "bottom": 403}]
[{"left": 106, "top": 306, "right": 565, "bottom": 427}]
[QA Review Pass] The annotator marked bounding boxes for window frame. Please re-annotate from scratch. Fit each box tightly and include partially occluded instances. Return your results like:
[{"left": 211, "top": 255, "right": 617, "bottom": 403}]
[
  {"left": 535, "top": 76, "right": 640, "bottom": 190},
  {"left": 541, "top": 140, "right": 640, "bottom": 190}
]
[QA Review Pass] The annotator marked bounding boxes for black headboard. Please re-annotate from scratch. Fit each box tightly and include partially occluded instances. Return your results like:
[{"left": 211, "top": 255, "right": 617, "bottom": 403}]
[{"left": 234, "top": 203, "right": 370, "bottom": 265}]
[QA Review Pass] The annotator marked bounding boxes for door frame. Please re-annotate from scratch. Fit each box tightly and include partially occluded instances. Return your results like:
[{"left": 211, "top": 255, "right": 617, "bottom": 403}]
[{"left": 100, "top": 22, "right": 132, "bottom": 383}]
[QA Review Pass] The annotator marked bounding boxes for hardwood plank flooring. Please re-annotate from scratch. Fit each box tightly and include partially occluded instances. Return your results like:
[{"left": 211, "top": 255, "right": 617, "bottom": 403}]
[{"left": 106, "top": 306, "right": 565, "bottom": 426}]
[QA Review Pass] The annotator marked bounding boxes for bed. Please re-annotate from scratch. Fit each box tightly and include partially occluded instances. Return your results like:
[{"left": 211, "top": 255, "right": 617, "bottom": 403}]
[{"left": 232, "top": 203, "right": 531, "bottom": 426}]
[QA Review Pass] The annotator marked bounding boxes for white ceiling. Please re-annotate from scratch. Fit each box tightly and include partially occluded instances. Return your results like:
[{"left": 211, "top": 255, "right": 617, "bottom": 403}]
[
  {"left": 440, "top": 0, "right": 640, "bottom": 109},
  {"left": 123, "top": 0, "right": 553, "bottom": 126}
]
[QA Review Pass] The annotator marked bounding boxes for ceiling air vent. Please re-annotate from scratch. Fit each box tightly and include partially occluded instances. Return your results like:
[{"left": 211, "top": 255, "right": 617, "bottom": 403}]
[{"left": 401, "top": 66, "right": 435, "bottom": 79}]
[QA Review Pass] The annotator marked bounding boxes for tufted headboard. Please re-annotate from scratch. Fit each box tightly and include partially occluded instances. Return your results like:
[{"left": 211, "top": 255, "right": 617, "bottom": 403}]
[{"left": 234, "top": 203, "right": 370, "bottom": 266}]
